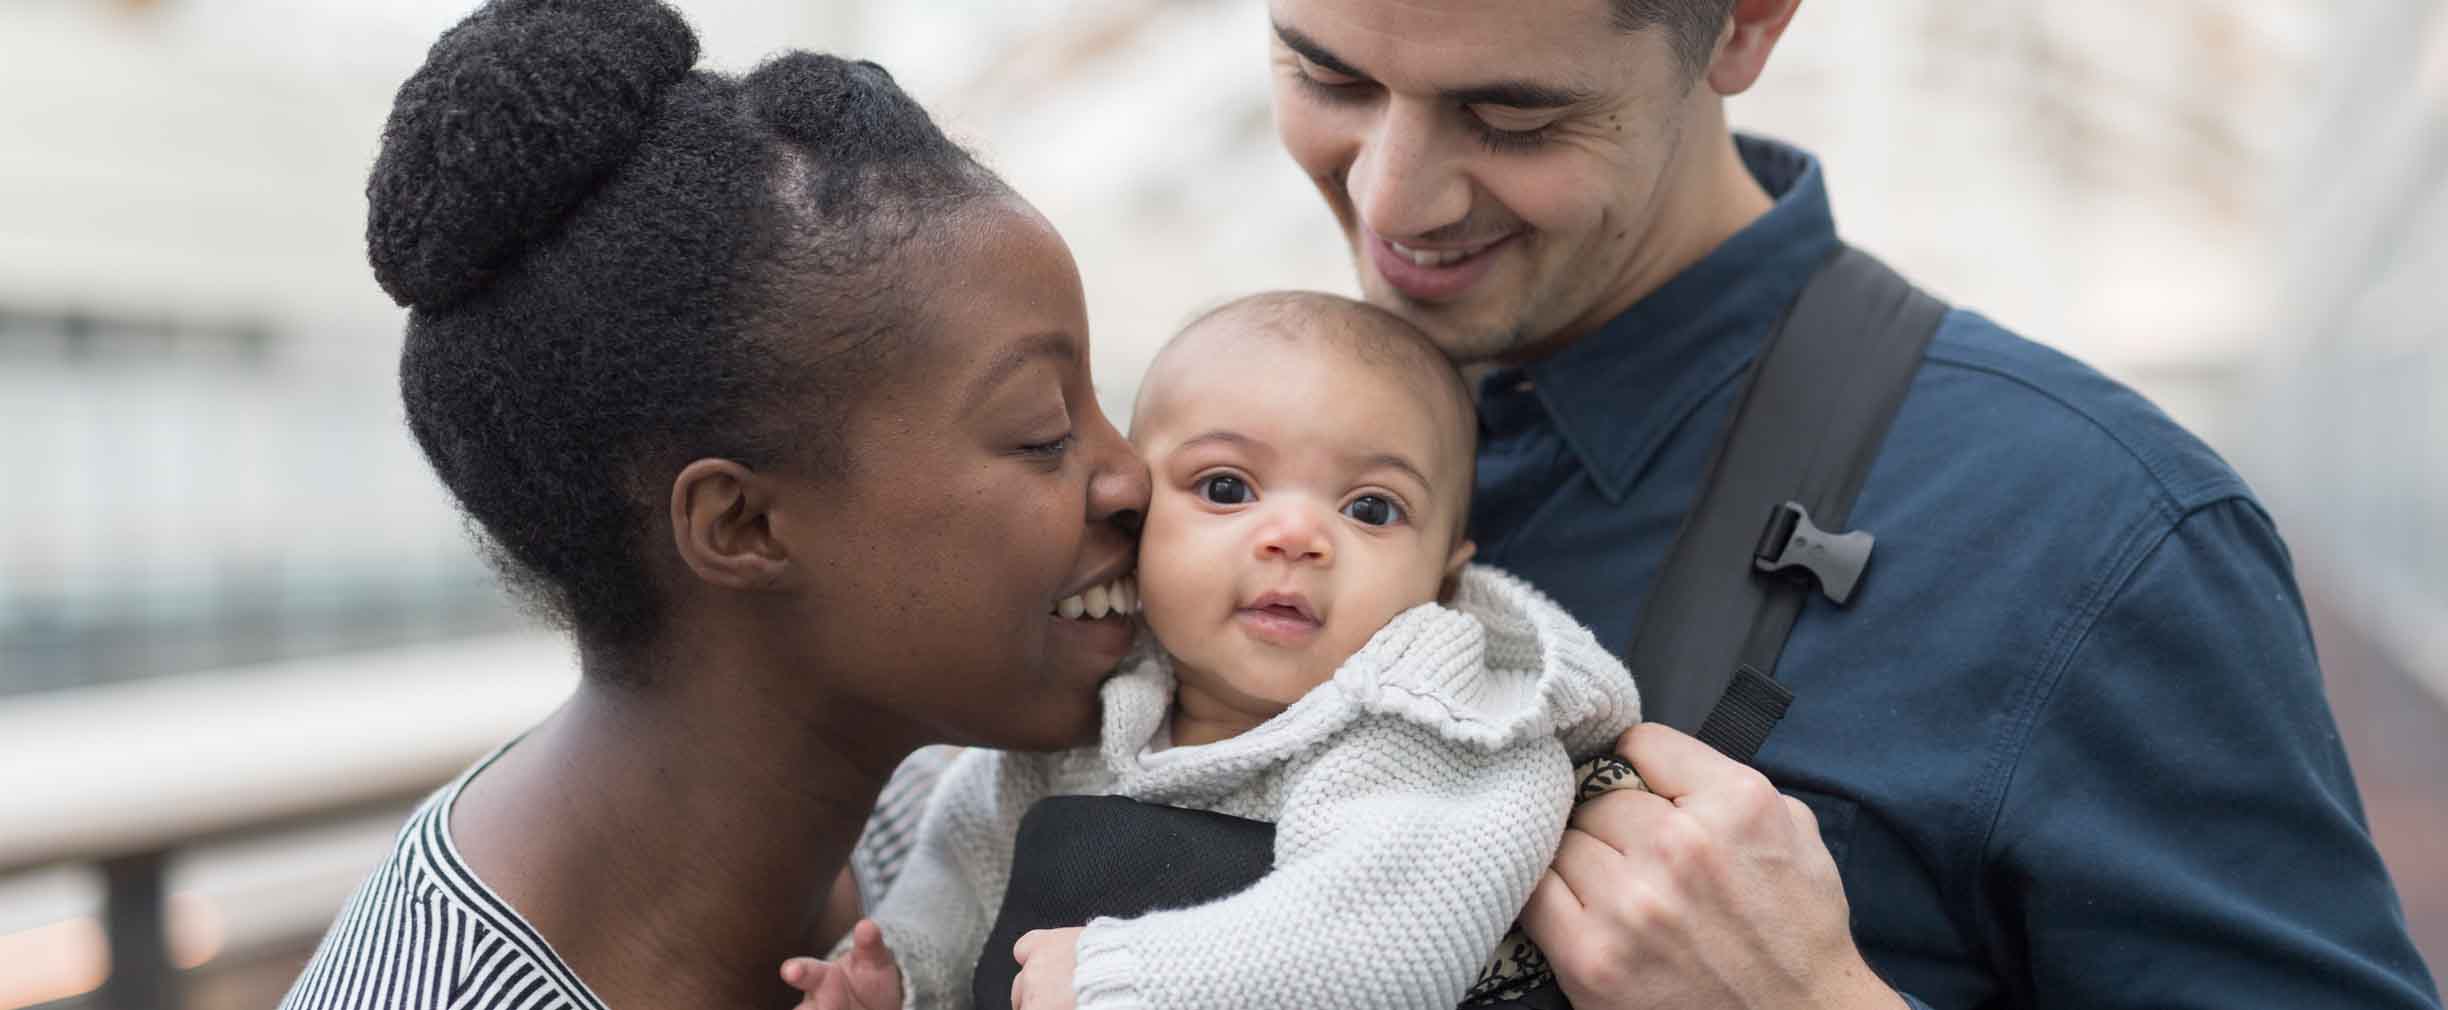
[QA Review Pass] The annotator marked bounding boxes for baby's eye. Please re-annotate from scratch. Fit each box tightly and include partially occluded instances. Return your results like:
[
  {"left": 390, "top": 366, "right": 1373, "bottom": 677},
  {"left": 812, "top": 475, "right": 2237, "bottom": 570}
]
[
  {"left": 1342, "top": 495, "right": 1403, "bottom": 527},
  {"left": 1198, "top": 474, "right": 1253, "bottom": 505}
]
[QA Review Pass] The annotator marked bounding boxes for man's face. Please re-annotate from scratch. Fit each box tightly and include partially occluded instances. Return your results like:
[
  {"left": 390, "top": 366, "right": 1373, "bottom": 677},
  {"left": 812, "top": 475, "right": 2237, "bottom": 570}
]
[{"left": 1269, "top": 0, "right": 1708, "bottom": 363}]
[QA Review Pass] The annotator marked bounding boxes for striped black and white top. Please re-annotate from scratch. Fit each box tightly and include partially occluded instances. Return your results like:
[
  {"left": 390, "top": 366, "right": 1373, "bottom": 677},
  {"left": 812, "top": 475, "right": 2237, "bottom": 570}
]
[
  {"left": 280, "top": 744, "right": 961, "bottom": 1009},
  {"left": 278, "top": 749, "right": 608, "bottom": 1010}
]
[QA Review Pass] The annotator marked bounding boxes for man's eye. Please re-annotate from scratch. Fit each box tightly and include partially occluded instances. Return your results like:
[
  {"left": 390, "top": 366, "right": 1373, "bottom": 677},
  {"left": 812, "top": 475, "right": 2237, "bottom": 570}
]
[
  {"left": 1293, "top": 54, "right": 1359, "bottom": 87},
  {"left": 1342, "top": 495, "right": 1403, "bottom": 526},
  {"left": 1198, "top": 474, "right": 1252, "bottom": 505},
  {"left": 1290, "top": 55, "right": 1372, "bottom": 103},
  {"left": 1466, "top": 109, "right": 1555, "bottom": 154}
]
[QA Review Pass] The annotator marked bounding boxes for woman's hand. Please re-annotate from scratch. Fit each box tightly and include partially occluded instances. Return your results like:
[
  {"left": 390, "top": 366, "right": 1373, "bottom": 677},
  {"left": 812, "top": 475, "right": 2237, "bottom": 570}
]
[
  {"left": 781, "top": 919, "right": 905, "bottom": 1010},
  {"left": 1010, "top": 927, "right": 1085, "bottom": 1010},
  {"left": 1521, "top": 725, "right": 1902, "bottom": 1010}
]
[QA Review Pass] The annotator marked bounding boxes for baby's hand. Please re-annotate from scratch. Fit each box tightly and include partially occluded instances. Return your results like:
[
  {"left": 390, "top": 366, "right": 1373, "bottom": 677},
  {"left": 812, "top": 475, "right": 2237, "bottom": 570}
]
[
  {"left": 781, "top": 919, "right": 904, "bottom": 1010},
  {"left": 1009, "top": 927, "right": 1085, "bottom": 1010}
]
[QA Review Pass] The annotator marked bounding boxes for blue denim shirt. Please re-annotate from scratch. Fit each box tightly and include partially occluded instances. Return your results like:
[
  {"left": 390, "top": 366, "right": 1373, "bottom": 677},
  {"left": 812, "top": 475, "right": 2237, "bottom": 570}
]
[{"left": 1470, "top": 137, "right": 2442, "bottom": 1010}]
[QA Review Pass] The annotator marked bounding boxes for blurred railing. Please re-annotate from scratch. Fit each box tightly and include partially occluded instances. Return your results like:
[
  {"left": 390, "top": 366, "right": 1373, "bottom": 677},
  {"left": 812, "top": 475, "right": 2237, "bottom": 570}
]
[{"left": 0, "top": 633, "right": 573, "bottom": 1010}]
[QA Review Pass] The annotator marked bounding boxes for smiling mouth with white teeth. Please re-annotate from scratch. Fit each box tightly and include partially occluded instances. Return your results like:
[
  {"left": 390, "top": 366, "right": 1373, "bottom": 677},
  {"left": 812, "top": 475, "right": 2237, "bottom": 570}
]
[
  {"left": 1053, "top": 575, "right": 1138, "bottom": 620},
  {"left": 1385, "top": 237, "right": 1502, "bottom": 267}
]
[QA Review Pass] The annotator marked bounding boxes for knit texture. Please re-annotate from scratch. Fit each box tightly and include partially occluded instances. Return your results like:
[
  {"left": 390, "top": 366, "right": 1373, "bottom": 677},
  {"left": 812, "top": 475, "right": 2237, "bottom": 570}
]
[{"left": 868, "top": 565, "right": 1642, "bottom": 1010}]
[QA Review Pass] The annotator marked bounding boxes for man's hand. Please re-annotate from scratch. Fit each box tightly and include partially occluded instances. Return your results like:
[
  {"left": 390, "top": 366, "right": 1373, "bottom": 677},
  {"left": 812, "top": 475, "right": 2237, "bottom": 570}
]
[
  {"left": 780, "top": 919, "right": 904, "bottom": 1010},
  {"left": 1010, "top": 927, "right": 1085, "bottom": 1010},
  {"left": 1521, "top": 724, "right": 1903, "bottom": 1010}
]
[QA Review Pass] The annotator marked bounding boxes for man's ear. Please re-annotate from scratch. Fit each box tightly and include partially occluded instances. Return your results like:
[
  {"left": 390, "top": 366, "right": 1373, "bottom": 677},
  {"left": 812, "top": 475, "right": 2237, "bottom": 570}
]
[
  {"left": 1705, "top": 0, "right": 1803, "bottom": 97},
  {"left": 669, "top": 458, "right": 790, "bottom": 592},
  {"left": 1438, "top": 538, "right": 1478, "bottom": 603}
]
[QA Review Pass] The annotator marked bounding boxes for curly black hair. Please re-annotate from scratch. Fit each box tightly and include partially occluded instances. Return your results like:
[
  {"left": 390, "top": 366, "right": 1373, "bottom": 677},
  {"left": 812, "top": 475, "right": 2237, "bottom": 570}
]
[{"left": 369, "top": 0, "right": 1004, "bottom": 660}]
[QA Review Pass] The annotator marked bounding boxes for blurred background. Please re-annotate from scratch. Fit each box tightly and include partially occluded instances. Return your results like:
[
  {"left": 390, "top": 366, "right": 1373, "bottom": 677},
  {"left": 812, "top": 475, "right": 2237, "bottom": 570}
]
[{"left": 0, "top": 0, "right": 2441, "bottom": 1006}]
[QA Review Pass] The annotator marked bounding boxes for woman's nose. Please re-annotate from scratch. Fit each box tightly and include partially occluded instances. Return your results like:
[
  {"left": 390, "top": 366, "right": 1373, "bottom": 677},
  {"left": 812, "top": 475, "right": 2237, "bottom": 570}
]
[{"left": 1080, "top": 408, "right": 1149, "bottom": 529}]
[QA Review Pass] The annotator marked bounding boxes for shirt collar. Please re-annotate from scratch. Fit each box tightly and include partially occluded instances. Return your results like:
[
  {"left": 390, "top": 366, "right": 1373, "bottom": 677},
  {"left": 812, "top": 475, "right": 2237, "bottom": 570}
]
[{"left": 1490, "top": 135, "right": 1839, "bottom": 504}]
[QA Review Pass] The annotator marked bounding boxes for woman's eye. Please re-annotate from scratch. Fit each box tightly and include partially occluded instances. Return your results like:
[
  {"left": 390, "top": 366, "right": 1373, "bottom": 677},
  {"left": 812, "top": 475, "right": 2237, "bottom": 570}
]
[
  {"left": 1019, "top": 433, "right": 1074, "bottom": 460},
  {"left": 1198, "top": 474, "right": 1252, "bottom": 505},
  {"left": 1342, "top": 495, "right": 1403, "bottom": 527}
]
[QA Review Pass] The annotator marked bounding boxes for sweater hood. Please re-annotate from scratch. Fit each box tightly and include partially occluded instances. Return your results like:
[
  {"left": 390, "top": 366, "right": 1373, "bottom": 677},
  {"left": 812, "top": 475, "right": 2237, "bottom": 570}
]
[
  {"left": 1097, "top": 565, "right": 1643, "bottom": 793},
  {"left": 1335, "top": 564, "right": 1641, "bottom": 758}
]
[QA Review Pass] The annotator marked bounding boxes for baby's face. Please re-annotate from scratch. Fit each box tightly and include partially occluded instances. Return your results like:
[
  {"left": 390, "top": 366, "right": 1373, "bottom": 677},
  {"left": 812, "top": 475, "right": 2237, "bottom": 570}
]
[{"left": 1130, "top": 329, "right": 1474, "bottom": 716}]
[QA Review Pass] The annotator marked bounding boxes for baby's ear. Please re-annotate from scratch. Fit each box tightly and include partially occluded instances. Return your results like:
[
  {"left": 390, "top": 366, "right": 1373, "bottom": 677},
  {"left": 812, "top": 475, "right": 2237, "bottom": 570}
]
[{"left": 1438, "top": 538, "right": 1478, "bottom": 603}]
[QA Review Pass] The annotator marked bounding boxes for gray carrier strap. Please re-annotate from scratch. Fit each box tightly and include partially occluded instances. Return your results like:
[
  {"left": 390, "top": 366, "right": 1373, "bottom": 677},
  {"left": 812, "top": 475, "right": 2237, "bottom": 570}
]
[{"left": 1625, "top": 245, "right": 1947, "bottom": 762}]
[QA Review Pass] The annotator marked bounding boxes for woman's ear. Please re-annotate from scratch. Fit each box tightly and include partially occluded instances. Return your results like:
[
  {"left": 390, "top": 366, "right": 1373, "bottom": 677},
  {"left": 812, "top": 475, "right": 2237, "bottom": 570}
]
[
  {"left": 1438, "top": 538, "right": 1478, "bottom": 603},
  {"left": 669, "top": 458, "right": 790, "bottom": 591}
]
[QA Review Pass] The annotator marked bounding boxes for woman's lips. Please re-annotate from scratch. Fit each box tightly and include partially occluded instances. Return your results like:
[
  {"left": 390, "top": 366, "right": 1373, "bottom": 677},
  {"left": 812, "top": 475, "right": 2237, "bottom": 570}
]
[
  {"left": 1049, "top": 606, "right": 1134, "bottom": 667},
  {"left": 1235, "top": 604, "right": 1322, "bottom": 647},
  {"left": 1365, "top": 231, "right": 1514, "bottom": 302},
  {"left": 1048, "top": 573, "right": 1138, "bottom": 669}
]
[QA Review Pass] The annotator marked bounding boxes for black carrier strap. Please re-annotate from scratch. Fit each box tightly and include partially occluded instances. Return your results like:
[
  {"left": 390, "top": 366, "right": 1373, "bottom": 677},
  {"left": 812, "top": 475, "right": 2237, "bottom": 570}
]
[{"left": 1626, "top": 245, "right": 1946, "bottom": 762}]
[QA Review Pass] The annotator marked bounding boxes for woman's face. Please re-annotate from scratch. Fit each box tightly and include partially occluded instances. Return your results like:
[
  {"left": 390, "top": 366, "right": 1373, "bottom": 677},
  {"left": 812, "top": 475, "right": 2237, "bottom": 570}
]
[{"left": 774, "top": 198, "right": 1148, "bottom": 753}]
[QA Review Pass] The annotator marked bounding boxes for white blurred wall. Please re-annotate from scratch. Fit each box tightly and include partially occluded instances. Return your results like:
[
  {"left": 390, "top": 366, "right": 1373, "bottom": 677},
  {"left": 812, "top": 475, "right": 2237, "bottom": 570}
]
[
  {"left": 5, "top": 0, "right": 2435, "bottom": 692},
  {"left": 2247, "top": 1, "right": 2448, "bottom": 692}
]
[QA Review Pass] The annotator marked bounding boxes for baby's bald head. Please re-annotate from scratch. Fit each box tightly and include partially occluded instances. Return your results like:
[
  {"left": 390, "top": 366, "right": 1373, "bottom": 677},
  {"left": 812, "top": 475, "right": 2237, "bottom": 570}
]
[{"left": 1134, "top": 291, "right": 1478, "bottom": 537}]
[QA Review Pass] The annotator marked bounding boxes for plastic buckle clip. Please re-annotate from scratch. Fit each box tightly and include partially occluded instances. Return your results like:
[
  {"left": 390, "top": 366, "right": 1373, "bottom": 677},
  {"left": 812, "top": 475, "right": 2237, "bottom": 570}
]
[{"left": 1752, "top": 501, "right": 1873, "bottom": 605}]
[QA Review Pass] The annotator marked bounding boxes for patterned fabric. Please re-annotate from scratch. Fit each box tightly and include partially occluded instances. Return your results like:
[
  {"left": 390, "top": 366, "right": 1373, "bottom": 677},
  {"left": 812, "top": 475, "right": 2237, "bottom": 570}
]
[
  {"left": 1462, "top": 756, "right": 1648, "bottom": 1007},
  {"left": 851, "top": 745, "right": 965, "bottom": 907},
  {"left": 279, "top": 748, "right": 609, "bottom": 1010}
]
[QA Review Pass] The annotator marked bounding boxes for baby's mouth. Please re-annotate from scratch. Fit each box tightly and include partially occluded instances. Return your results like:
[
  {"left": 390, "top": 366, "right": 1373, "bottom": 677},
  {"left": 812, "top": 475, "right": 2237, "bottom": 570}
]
[
  {"left": 1235, "top": 591, "right": 1322, "bottom": 646},
  {"left": 1242, "top": 590, "right": 1317, "bottom": 623},
  {"left": 1236, "top": 609, "right": 1320, "bottom": 646},
  {"left": 1053, "top": 576, "right": 1138, "bottom": 620}
]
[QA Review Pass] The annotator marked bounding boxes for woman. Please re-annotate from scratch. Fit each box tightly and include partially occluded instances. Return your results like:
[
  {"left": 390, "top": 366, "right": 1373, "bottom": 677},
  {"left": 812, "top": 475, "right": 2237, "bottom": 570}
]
[{"left": 280, "top": 1, "right": 1146, "bottom": 1006}]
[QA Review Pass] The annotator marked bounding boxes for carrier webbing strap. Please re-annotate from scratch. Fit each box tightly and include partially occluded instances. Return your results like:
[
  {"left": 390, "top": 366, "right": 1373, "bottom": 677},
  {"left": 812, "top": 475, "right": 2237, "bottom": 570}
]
[{"left": 1625, "top": 245, "right": 1946, "bottom": 762}]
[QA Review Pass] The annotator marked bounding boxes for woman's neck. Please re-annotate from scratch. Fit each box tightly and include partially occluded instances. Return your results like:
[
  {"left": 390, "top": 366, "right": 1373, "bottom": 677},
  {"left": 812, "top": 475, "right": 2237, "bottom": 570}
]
[{"left": 450, "top": 665, "right": 906, "bottom": 1008}]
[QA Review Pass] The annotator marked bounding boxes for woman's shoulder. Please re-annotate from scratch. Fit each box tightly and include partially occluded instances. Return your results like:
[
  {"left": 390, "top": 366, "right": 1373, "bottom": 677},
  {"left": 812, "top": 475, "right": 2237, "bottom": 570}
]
[{"left": 279, "top": 770, "right": 609, "bottom": 1010}]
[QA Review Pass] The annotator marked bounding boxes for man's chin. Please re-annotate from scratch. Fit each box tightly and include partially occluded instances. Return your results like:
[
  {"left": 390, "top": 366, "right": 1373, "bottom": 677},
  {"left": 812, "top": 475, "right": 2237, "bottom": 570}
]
[
  {"left": 1346, "top": 236, "right": 1538, "bottom": 361},
  {"left": 1363, "top": 289, "right": 1530, "bottom": 365}
]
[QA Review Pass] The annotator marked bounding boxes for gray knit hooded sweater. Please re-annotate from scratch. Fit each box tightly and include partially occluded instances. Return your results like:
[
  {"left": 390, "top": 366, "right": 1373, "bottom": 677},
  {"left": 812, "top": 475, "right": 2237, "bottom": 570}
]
[{"left": 869, "top": 564, "right": 1643, "bottom": 1010}]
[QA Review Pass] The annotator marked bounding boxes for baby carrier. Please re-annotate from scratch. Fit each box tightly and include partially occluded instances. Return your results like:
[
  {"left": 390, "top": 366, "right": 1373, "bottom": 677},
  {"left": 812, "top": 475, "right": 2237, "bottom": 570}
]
[{"left": 974, "top": 245, "right": 1946, "bottom": 1010}]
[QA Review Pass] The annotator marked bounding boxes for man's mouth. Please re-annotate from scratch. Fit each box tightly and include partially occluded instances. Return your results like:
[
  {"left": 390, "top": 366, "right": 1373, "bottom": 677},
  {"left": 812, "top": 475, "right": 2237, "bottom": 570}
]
[
  {"left": 1385, "top": 236, "right": 1503, "bottom": 267},
  {"left": 1366, "top": 231, "right": 1516, "bottom": 301},
  {"left": 1053, "top": 575, "right": 1137, "bottom": 621}
]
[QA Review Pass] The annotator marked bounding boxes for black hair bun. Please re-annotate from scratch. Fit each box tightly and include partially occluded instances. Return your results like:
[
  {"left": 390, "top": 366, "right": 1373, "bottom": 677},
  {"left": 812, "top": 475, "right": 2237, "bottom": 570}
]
[{"left": 366, "top": 0, "right": 698, "bottom": 310}]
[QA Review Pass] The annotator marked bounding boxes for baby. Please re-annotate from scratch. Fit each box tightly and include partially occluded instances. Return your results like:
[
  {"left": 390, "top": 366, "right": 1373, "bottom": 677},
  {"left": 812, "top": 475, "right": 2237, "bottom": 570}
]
[{"left": 788, "top": 291, "right": 1642, "bottom": 1010}]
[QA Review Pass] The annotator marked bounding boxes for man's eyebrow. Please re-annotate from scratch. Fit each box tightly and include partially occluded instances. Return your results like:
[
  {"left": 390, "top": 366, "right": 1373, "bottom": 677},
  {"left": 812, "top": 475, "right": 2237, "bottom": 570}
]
[
  {"left": 965, "top": 331, "right": 1077, "bottom": 408},
  {"left": 1440, "top": 80, "right": 1593, "bottom": 110},
  {"left": 1275, "top": 21, "right": 1591, "bottom": 110},
  {"left": 1273, "top": 23, "right": 1368, "bottom": 80}
]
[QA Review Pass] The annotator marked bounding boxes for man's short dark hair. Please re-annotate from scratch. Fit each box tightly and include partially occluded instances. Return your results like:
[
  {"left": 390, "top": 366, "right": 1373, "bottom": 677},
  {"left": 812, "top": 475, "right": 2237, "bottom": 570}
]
[{"left": 1612, "top": 0, "right": 1737, "bottom": 77}]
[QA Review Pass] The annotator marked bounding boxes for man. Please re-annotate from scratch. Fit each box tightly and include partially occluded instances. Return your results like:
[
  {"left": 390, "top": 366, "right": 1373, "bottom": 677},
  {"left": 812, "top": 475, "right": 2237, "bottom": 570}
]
[{"left": 1264, "top": 1, "right": 2443, "bottom": 1008}]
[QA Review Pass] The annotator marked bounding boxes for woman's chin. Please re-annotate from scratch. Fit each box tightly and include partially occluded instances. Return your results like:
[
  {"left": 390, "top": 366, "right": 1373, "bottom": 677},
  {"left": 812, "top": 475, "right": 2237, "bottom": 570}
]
[
  {"left": 1047, "top": 609, "right": 1136, "bottom": 668},
  {"left": 968, "top": 696, "right": 1102, "bottom": 753}
]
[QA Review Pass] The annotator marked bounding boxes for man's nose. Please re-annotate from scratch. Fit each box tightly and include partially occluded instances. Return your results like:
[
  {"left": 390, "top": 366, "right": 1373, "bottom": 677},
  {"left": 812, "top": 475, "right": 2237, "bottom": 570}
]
[
  {"left": 1254, "top": 506, "right": 1333, "bottom": 565},
  {"left": 1348, "top": 98, "right": 1471, "bottom": 242}
]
